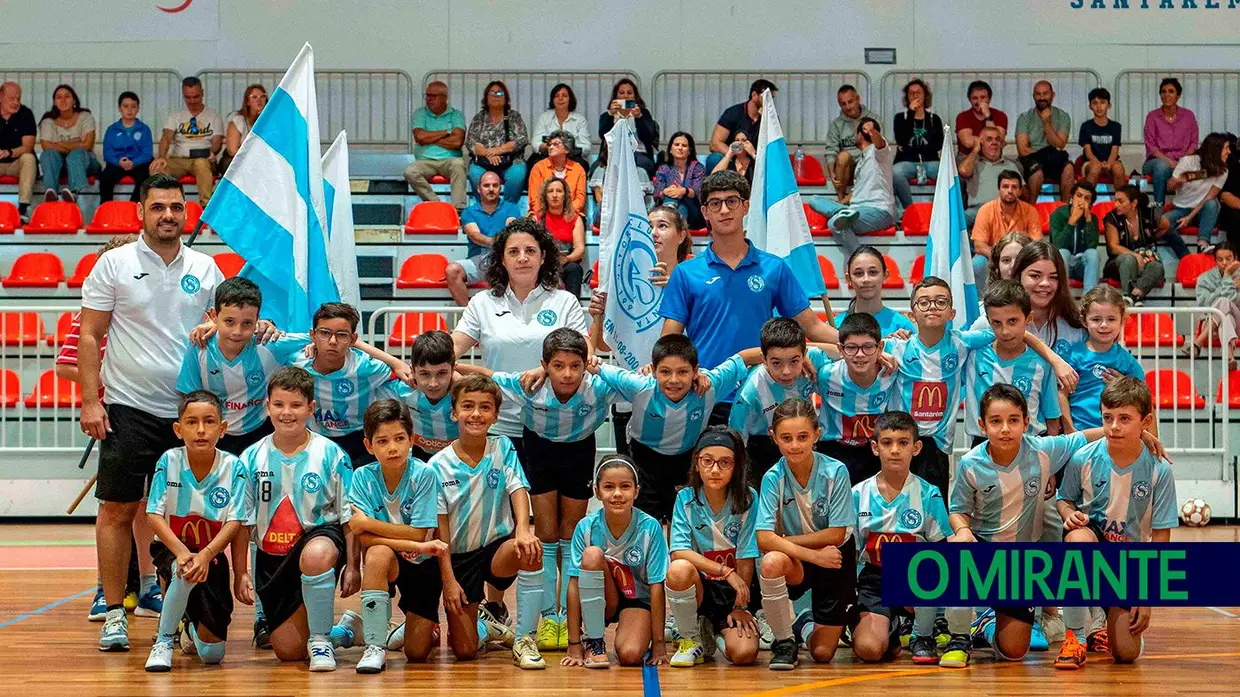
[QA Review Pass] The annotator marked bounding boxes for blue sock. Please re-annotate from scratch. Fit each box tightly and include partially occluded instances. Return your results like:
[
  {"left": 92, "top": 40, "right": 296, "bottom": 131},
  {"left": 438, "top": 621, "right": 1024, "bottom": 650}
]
[
  {"left": 301, "top": 569, "right": 337, "bottom": 638},
  {"left": 541, "top": 542, "right": 558, "bottom": 618},
  {"left": 156, "top": 568, "right": 194, "bottom": 643},
  {"left": 579, "top": 569, "right": 606, "bottom": 640},
  {"left": 360, "top": 590, "right": 390, "bottom": 647},
  {"left": 516, "top": 569, "right": 544, "bottom": 637},
  {"left": 558, "top": 539, "right": 572, "bottom": 616},
  {"left": 186, "top": 623, "right": 226, "bottom": 664}
]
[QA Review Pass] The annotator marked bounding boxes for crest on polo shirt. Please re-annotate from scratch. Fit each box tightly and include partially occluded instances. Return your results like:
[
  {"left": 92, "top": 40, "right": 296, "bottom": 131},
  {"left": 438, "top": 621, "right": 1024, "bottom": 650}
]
[
  {"left": 181, "top": 274, "right": 201, "bottom": 294},
  {"left": 1132, "top": 481, "right": 1150, "bottom": 500},
  {"left": 1023, "top": 476, "right": 1041, "bottom": 498},
  {"left": 247, "top": 372, "right": 266, "bottom": 387},
  {"left": 900, "top": 508, "right": 923, "bottom": 529},
  {"left": 940, "top": 353, "right": 958, "bottom": 374},
  {"left": 724, "top": 520, "right": 741, "bottom": 542},
  {"left": 207, "top": 486, "right": 231, "bottom": 509},
  {"left": 486, "top": 468, "right": 501, "bottom": 490},
  {"left": 334, "top": 380, "right": 354, "bottom": 397},
  {"left": 812, "top": 497, "right": 830, "bottom": 519},
  {"left": 623, "top": 546, "right": 644, "bottom": 566},
  {"left": 400, "top": 497, "right": 416, "bottom": 519},
  {"left": 576, "top": 404, "right": 592, "bottom": 417},
  {"left": 869, "top": 391, "right": 887, "bottom": 409},
  {"left": 1013, "top": 376, "right": 1033, "bottom": 394},
  {"left": 537, "top": 309, "right": 558, "bottom": 326},
  {"left": 747, "top": 275, "right": 765, "bottom": 293},
  {"left": 688, "top": 407, "right": 703, "bottom": 422},
  {"left": 301, "top": 472, "right": 323, "bottom": 493}
]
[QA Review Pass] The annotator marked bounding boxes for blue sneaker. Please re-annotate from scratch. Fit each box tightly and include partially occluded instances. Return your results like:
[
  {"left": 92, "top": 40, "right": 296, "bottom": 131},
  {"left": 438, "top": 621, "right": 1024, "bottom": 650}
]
[
  {"left": 134, "top": 584, "right": 163, "bottom": 618},
  {"left": 87, "top": 586, "right": 106, "bottom": 622},
  {"left": 1029, "top": 622, "right": 1050, "bottom": 652},
  {"left": 971, "top": 609, "right": 996, "bottom": 651}
]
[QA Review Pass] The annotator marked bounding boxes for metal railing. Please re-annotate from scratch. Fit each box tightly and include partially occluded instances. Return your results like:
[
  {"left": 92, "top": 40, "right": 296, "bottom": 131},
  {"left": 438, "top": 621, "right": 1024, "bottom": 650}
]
[
  {"left": 0, "top": 307, "right": 89, "bottom": 451},
  {"left": 1113, "top": 70, "right": 1240, "bottom": 145},
  {"left": 0, "top": 69, "right": 183, "bottom": 137}
]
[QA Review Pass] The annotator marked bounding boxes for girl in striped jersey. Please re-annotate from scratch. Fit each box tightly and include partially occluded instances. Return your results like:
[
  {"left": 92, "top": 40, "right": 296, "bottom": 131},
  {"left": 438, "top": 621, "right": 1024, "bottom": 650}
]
[
  {"left": 831, "top": 246, "right": 915, "bottom": 337},
  {"left": 665, "top": 427, "right": 760, "bottom": 668}
]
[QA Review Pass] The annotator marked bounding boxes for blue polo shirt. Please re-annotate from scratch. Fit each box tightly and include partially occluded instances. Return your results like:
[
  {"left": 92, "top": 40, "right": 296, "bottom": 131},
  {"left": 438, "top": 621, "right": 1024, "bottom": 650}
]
[
  {"left": 661, "top": 240, "right": 811, "bottom": 372},
  {"left": 460, "top": 201, "right": 520, "bottom": 258}
]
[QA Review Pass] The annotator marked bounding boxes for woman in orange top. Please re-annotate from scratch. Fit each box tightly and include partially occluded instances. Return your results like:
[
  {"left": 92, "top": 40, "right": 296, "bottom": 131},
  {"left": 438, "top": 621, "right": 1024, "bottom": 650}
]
[
  {"left": 527, "top": 130, "right": 587, "bottom": 216},
  {"left": 533, "top": 176, "right": 586, "bottom": 297}
]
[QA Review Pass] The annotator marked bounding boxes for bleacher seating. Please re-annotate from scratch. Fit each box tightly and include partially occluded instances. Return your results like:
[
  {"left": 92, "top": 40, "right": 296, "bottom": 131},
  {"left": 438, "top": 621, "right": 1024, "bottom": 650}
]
[
  {"left": 0, "top": 69, "right": 183, "bottom": 143},
  {"left": 881, "top": 255, "right": 905, "bottom": 289},
  {"left": 1147, "top": 369, "right": 1207, "bottom": 410},
  {"left": 817, "top": 255, "right": 841, "bottom": 290},
  {"left": 0, "top": 203, "right": 19, "bottom": 234},
  {"left": 24, "top": 202, "right": 82, "bottom": 234},
  {"left": 66, "top": 254, "right": 97, "bottom": 289},
  {"left": 48, "top": 312, "right": 73, "bottom": 347},
  {"left": 1176, "top": 253, "right": 1215, "bottom": 289},
  {"left": 386, "top": 312, "right": 449, "bottom": 346},
  {"left": 1218, "top": 371, "right": 1240, "bottom": 409},
  {"left": 900, "top": 203, "right": 933, "bottom": 237},
  {"left": 1122, "top": 312, "right": 1184, "bottom": 348},
  {"left": 3, "top": 253, "right": 65, "bottom": 289},
  {"left": 405, "top": 202, "right": 461, "bottom": 235},
  {"left": 803, "top": 204, "right": 828, "bottom": 235},
  {"left": 85, "top": 201, "right": 140, "bottom": 234},
  {"left": 909, "top": 255, "right": 926, "bottom": 285},
  {"left": 0, "top": 312, "right": 46, "bottom": 346},
  {"left": 1113, "top": 70, "right": 1240, "bottom": 145},
  {"left": 792, "top": 154, "right": 827, "bottom": 186},
  {"left": 395, "top": 254, "right": 449, "bottom": 289},
  {"left": 1035, "top": 201, "right": 1065, "bottom": 234},
  {"left": 1091, "top": 200, "right": 1116, "bottom": 221},
  {"left": 23, "top": 370, "right": 81, "bottom": 409},
  {"left": 0, "top": 370, "right": 18, "bottom": 409},
  {"left": 184, "top": 200, "right": 204, "bottom": 234},
  {"left": 213, "top": 252, "right": 246, "bottom": 279}
]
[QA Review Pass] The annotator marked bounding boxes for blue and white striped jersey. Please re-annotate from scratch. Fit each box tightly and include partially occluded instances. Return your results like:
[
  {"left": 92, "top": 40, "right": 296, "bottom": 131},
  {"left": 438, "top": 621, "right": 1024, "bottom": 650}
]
[
  {"left": 755, "top": 452, "right": 855, "bottom": 538},
  {"left": 668, "top": 486, "right": 760, "bottom": 568},
  {"left": 1058, "top": 439, "right": 1178, "bottom": 542},
  {"left": 815, "top": 361, "right": 899, "bottom": 446},
  {"left": 596, "top": 356, "right": 748, "bottom": 455},
  {"left": 177, "top": 336, "right": 282, "bottom": 435},
  {"left": 567, "top": 508, "right": 669, "bottom": 603},
  {"left": 887, "top": 327, "right": 994, "bottom": 452},
  {"left": 963, "top": 345, "right": 1061, "bottom": 438},
  {"left": 402, "top": 390, "right": 458, "bottom": 454},
  {"left": 852, "top": 473, "right": 949, "bottom": 568},
  {"left": 147, "top": 447, "right": 250, "bottom": 552},
  {"left": 241, "top": 432, "right": 353, "bottom": 555},
  {"left": 950, "top": 432, "right": 1087, "bottom": 542},
  {"left": 430, "top": 436, "right": 528, "bottom": 554},
  {"left": 729, "top": 347, "right": 831, "bottom": 438},
  {"left": 348, "top": 457, "right": 440, "bottom": 562},
  {"left": 492, "top": 371, "right": 620, "bottom": 443},
  {"left": 835, "top": 307, "right": 916, "bottom": 337}
]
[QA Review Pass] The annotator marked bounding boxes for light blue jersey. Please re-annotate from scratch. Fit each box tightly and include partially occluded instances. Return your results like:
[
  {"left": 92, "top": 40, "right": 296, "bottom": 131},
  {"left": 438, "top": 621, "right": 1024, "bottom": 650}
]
[
  {"left": 755, "top": 452, "right": 855, "bottom": 538},
  {"left": 148, "top": 447, "right": 250, "bottom": 552},
  {"left": 963, "top": 345, "right": 1062, "bottom": 438},
  {"left": 1060, "top": 341, "right": 1145, "bottom": 430},
  {"left": 668, "top": 486, "right": 760, "bottom": 571},
  {"left": 852, "top": 473, "right": 949, "bottom": 568},
  {"left": 241, "top": 432, "right": 353, "bottom": 555},
  {"left": 888, "top": 326, "right": 994, "bottom": 452},
  {"left": 834, "top": 307, "right": 915, "bottom": 337},
  {"left": 597, "top": 356, "right": 748, "bottom": 455},
  {"left": 402, "top": 390, "right": 458, "bottom": 455},
  {"left": 1059, "top": 439, "right": 1178, "bottom": 542},
  {"left": 950, "top": 432, "right": 1087, "bottom": 542},
  {"left": 492, "top": 371, "right": 619, "bottom": 443},
  {"left": 729, "top": 347, "right": 831, "bottom": 439},
  {"left": 267, "top": 333, "right": 414, "bottom": 437},
  {"left": 349, "top": 457, "right": 440, "bottom": 562},
  {"left": 815, "top": 361, "right": 898, "bottom": 446},
  {"left": 567, "top": 508, "right": 669, "bottom": 603},
  {"left": 177, "top": 336, "right": 282, "bottom": 435},
  {"left": 430, "top": 436, "right": 528, "bottom": 554}
]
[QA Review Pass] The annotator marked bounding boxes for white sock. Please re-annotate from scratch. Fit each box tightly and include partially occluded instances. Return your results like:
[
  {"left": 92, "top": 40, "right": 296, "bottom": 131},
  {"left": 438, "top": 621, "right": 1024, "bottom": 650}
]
[
  {"left": 946, "top": 607, "right": 973, "bottom": 636},
  {"left": 759, "top": 575, "right": 794, "bottom": 642},
  {"left": 666, "top": 585, "right": 700, "bottom": 641}
]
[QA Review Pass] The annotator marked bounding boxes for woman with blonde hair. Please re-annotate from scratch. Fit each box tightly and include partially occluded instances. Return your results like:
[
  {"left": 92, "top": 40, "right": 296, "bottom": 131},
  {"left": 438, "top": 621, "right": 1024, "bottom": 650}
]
[{"left": 220, "top": 84, "right": 267, "bottom": 173}]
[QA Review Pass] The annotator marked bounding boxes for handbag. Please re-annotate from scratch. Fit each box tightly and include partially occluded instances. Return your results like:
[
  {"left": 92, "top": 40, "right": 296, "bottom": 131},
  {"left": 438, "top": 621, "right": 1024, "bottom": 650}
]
[{"left": 472, "top": 115, "right": 516, "bottom": 172}]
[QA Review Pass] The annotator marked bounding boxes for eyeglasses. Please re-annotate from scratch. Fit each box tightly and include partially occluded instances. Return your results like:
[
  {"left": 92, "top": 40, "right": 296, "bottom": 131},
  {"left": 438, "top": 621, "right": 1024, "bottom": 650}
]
[
  {"left": 697, "top": 455, "right": 735, "bottom": 471},
  {"left": 489, "top": 90, "right": 505, "bottom": 97},
  {"left": 913, "top": 296, "right": 952, "bottom": 311},
  {"left": 425, "top": 92, "right": 446, "bottom": 98},
  {"left": 705, "top": 196, "right": 744, "bottom": 212},
  {"left": 313, "top": 328, "right": 353, "bottom": 344},
  {"left": 841, "top": 343, "right": 879, "bottom": 357}
]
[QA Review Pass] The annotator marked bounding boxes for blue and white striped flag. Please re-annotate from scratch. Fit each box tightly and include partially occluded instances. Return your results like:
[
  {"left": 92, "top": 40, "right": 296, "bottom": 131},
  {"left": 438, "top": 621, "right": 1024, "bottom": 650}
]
[
  {"left": 322, "top": 130, "right": 360, "bottom": 308},
  {"left": 924, "top": 124, "right": 979, "bottom": 330},
  {"left": 201, "top": 42, "right": 339, "bottom": 332},
  {"left": 749, "top": 89, "right": 825, "bottom": 299}
]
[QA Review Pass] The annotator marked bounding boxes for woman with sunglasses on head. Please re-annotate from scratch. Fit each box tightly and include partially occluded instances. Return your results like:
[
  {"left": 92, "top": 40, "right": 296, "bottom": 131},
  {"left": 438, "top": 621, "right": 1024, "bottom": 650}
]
[{"left": 465, "top": 80, "right": 529, "bottom": 203}]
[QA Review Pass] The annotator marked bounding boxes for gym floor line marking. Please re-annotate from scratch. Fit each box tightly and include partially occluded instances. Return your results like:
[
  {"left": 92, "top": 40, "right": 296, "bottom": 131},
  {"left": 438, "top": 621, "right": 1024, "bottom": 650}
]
[
  {"left": 1207, "top": 606, "right": 1239, "bottom": 618},
  {"left": 0, "top": 588, "right": 93, "bottom": 630},
  {"left": 0, "top": 539, "right": 94, "bottom": 547}
]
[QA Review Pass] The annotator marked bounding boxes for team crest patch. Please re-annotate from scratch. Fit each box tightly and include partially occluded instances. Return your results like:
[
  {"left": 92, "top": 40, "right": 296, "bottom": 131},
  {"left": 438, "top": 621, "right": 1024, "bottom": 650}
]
[
  {"left": 536, "top": 309, "right": 558, "bottom": 326},
  {"left": 869, "top": 391, "right": 887, "bottom": 409},
  {"left": 900, "top": 508, "right": 923, "bottom": 528},
  {"left": 940, "top": 353, "right": 958, "bottom": 374},
  {"left": 614, "top": 215, "right": 662, "bottom": 332},
  {"left": 207, "top": 486, "right": 231, "bottom": 509},
  {"left": 1013, "top": 376, "right": 1033, "bottom": 394},
  {"left": 400, "top": 498, "right": 415, "bottom": 519},
  {"left": 180, "top": 274, "right": 201, "bottom": 294},
  {"left": 688, "top": 407, "right": 703, "bottom": 422},
  {"left": 747, "top": 275, "right": 765, "bottom": 293},
  {"left": 334, "top": 380, "right": 354, "bottom": 397},
  {"left": 724, "top": 520, "right": 741, "bottom": 542},
  {"left": 623, "top": 547, "right": 643, "bottom": 566},
  {"left": 1023, "top": 476, "right": 1041, "bottom": 498},
  {"left": 246, "top": 372, "right": 266, "bottom": 387},
  {"left": 1132, "top": 481, "right": 1150, "bottom": 500},
  {"left": 1054, "top": 339, "right": 1071, "bottom": 355},
  {"left": 576, "top": 404, "right": 593, "bottom": 417},
  {"left": 812, "top": 497, "right": 830, "bottom": 519},
  {"left": 301, "top": 472, "right": 323, "bottom": 493},
  {"left": 1092, "top": 365, "right": 1107, "bottom": 379},
  {"left": 486, "top": 468, "right": 501, "bottom": 490}
]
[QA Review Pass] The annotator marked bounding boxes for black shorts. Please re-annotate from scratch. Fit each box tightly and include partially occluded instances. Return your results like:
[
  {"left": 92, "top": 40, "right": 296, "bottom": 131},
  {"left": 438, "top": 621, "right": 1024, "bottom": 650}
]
[
  {"left": 393, "top": 554, "right": 443, "bottom": 623},
  {"left": 630, "top": 440, "right": 692, "bottom": 524},
  {"left": 854, "top": 562, "right": 910, "bottom": 621},
  {"left": 255, "top": 524, "right": 347, "bottom": 631},
  {"left": 787, "top": 537, "right": 858, "bottom": 627},
  {"left": 707, "top": 402, "right": 732, "bottom": 428},
  {"left": 1020, "top": 146, "right": 1071, "bottom": 181},
  {"left": 152, "top": 540, "right": 234, "bottom": 640},
  {"left": 217, "top": 420, "right": 274, "bottom": 456},
  {"left": 971, "top": 538, "right": 1036, "bottom": 624},
  {"left": 816, "top": 440, "right": 880, "bottom": 486},
  {"left": 97, "top": 403, "right": 181, "bottom": 503},
  {"left": 611, "top": 406, "right": 633, "bottom": 458},
  {"left": 745, "top": 434, "right": 783, "bottom": 489},
  {"left": 910, "top": 437, "right": 949, "bottom": 502},
  {"left": 698, "top": 575, "right": 750, "bottom": 632},
  {"left": 521, "top": 428, "right": 594, "bottom": 500},
  {"left": 327, "top": 429, "right": 375, "bottom": 468},
  {"left": 445, "top": 534, "right": 516, "bottom": 606},
  {"left": 1061, "top": 521, "right": 1131, "bottom": 613},
  {"left": 606, "top": 596, "right": 652, "bottom": 625}
]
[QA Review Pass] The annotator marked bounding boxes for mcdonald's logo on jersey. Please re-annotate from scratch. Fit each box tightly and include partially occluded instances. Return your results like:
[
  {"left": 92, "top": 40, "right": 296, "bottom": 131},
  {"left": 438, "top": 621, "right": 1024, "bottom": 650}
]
[
  {"left": 864, "top": 531, "right": 916, "bottom": 567},
  {"left": 703, "top": 548, "right": 738, "bottom": 580},
  {"left": 169, "top": 514, "right": 222, "bottom": 553},
  {"left": 911, "top": 380, "right": 948, "bottom": 421},
  {"left": 840, "top": 414, "right": 877, "bottom": 446}
]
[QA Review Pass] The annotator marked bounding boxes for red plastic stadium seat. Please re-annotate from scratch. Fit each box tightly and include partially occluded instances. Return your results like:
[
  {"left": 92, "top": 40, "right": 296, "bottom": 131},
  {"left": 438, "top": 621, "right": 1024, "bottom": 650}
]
[
  {"left": 3, "top": 252, "right": 65, "bottom": 288},
  {"left": 0, "top": 370, "right": 19, "bottom": 408},
  {"left": 387, "top": 312, "right": 448, "bottom": 346},
  {"left": 1217, "top": 370, "right": 1240, "bottom": 408},
  {"left": 803, "top": 203, "right": 828, "bottom": 236},
  {"left": 67, "top": 253, "right": 97, "bottom": 288},
  {"left": 1035, "top": 201, "right": 1066, "bottom": 234},
  {"left": 0, "top": 201, "right": 19, "bottom": 233},
  {"left": 1091, "top": 200, "right": 1116, "bottom": 222},
  {"left": 817, "top": 255, "right": 841, "bottom": 289},
  {"left": 1147, "top": 369, "right": 1205, "bottom": 410},
  {"left": 404, "top": 201, "right": 461, "bottom": 235},
  {"left": 178, "top": 175, "right": 195, "bottom": 185},
  {"left": 48, "top": 311, "right": 73, "bottom": 346},
  {"left": 900, "top": 202, "right": 933, "bottom": 236},
  {"left": 213, "top": 252, "right": 246, "bottom": 279},
  {"left": 791, "top": 153, "right": 827, "bottom": 186},
  {"left": 0, "top": 176, "right": 16, "bottom": 184},
  {"left": 24, "top": 202, "right": 82, "bottom": 233},
  {"left": 688, "top": 227, "right": 709, "bottom": 237},
  {"left": 909, "top": 255, "right": 926, "bottom": 285},
  {"left": 396, "top": 254, "right": 449, "bottom": 289},
  {"left": 1122, "top": 313, "right": 1184, "bottom": 348},
  {"left": 429, "top": 174, "right": 448, "bottom": 184},
  {"left": 183, "top": 201, "right": 204, "bottom": 234},
  {"left": 85, "top": 201, "right": 140, "bottom": 234},
  {"left": 881, "top": 255, "right": 905, "bottom": 289},
  {"left": 0, "top": 312, "right": 47, "bottom": 346},
  {"left": 24, "top": 369, "right": 82, "bottom": 408},
  {"left": 1175, "top": 253, "right": 1215, "bottom": 289}
]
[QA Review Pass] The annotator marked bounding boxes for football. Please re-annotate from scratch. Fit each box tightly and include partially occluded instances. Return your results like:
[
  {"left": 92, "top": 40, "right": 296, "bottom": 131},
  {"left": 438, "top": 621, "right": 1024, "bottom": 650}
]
[{"left": 1180, "top": 498, "right": 1212, "bottom": 527}]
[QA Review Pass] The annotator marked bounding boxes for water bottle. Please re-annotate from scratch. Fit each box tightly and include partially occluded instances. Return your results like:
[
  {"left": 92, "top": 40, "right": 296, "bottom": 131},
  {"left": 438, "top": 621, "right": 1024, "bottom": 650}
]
[
  {"left": 794, "top": 146, "right": 805, "bottom": 178},
  {"left": 916, "top": 159, "right": 927, "bottom": 185}
]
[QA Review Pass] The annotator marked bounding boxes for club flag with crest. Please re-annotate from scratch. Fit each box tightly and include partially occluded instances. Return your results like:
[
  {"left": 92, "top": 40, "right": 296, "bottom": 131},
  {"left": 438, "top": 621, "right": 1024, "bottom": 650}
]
[
  {"left": 200, "top": 42, "right": 339, "bottom": 332},
  {"left": 598, "top": 117, "right": 663, "bottom": 371},
  {"left": 321, "top": 130, "right": 360, "bottom": 307},
  {"left": 749, "top": 89, "right": 825, "bottom": 299},
  {"left": 924, "top": 124, "right": 979, "bottom": 330}
]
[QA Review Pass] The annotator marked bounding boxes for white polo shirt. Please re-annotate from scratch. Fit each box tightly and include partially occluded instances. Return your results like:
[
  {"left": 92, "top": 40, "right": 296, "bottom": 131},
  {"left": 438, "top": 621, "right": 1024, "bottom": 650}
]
[
  {"left": 455, "top": 284, "right": 589, "bottom": 437},
  {"left": 81, "top": 236, "right": 223, "bottom": 418}
]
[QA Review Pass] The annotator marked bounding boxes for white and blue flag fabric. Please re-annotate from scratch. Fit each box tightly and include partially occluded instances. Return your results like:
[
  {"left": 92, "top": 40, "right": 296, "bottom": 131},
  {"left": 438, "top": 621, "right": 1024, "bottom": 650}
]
[{"left": 924, "top": 124, "right": 979, "bottom": 330}]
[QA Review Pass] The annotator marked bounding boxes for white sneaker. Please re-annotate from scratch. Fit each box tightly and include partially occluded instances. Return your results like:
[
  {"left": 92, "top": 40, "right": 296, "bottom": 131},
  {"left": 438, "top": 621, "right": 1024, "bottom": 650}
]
[
  {"left": 754, "top": 610, "right": 774, "bottom": 651},
  {"left": 179, "top": 623, "right": 198, "bottom": 656},
  {"left": 386, "top": 621, "right": 406, "bottom": 651},
  {"left": 307, "top": 637, "right": 336, "bottom": 672},
  {"left": 145, "top": 640, "right": 174, "bottom": 672},
  {"left": 512, "top": 635, "right": 546, "bottom": 670},
  {"left": 1041, "top": 613, "right": 1066, "bottom": 644},
  {"left": 664, "top": 614, "right": 678, "bottom": 642},
  {"left": 479, "top": 605, "right": 514, "bottom": 648},
  {"left": 98, "top": 608, "right": 129, "bottom": 652},
  {"left": 355, "top": 644, "right": 386, "bottom": 674},
  {"left": 670, "top": 637, "right": 705, "bottom": 667}
]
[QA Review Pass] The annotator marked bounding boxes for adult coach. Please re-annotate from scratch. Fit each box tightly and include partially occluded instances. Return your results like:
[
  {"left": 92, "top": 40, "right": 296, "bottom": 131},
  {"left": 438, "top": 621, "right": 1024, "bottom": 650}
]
[
  {"left": 79, "top": 174, "right": 226, "bottom": 652},
  {"left": 659, "top": 170, "right": 841, "bottom": 422}
]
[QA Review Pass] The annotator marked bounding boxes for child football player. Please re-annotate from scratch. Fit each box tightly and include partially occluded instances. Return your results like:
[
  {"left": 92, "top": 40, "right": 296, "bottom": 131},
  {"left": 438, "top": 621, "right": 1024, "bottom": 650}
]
[
  {"left": 1059, "top": 285, "right": 1148, "bottom": 432},
  {"left": 144, "top": 391, "right": 249, "bottom": 672},
  {"left": 562, "top": 455, "right": 670, "bottom": 669},
  {"left": 403, "top": 330, "right": 459, "bottom": 462},
  {"left": 1054, "top": 376, "right": 1177, "bottom": 669}
]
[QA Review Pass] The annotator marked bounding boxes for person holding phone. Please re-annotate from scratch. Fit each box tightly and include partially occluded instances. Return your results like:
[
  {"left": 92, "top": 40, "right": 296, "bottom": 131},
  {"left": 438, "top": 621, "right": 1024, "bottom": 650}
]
[
  {"left": 99, "top": 91, "right": 153, "bottom": 203},
  {"left": 809, "top": 118, "right": 896, "bottom": 258},
  {"left": 597, "top": 78, "right": 660, "bottom": 178}
]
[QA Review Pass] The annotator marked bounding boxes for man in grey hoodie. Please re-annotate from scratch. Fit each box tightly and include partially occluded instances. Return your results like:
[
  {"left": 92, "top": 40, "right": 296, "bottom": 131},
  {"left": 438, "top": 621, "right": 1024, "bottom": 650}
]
[{"left": 825, "top": 85, "right": 879, "bottom": 201}]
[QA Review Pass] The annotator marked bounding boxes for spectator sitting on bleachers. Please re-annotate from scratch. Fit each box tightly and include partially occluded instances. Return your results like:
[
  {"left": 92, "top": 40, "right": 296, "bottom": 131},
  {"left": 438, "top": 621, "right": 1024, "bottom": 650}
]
[
  {"left": 151, "top": 76, "right": 224, "bottom": 205},
  {"left": 598, "top": 78, "right": 659, "bottom": 178},
  {"left": 1077, "top": 87, "right": 1126, "bottom": 188},
  {"left": 0, "top": 82, "right": 38, "bottom": 220},
  {"left": 1219, "top": 133, "right": 1240, "bottom": 248},
  {"left": 446, "top": 170, "right": 519, "bottom": 307},
  {"left": 98, "top": 91, "right": 152, "bottom": 203},
  {"left": 1165, "top": 131, "right": 1229, "bottom": 254},
  {"left": 705, "top": 79, "right": 775, "bottom": 173},
  {"left": 1015, "top": 80, "right": 1073, "bottom": 203},
  {"left": 971, "top": 170, "right": 1041, "bottom": 284},
  {"left": 527, "top": 130, "right": 586, "bottom": 217},
  {"left": 218, "top": 84, "right": 267, "bottom": 175},
  {"left": 891, "top": 78, "right": 944, "bottom": 218},
  {"left": 1189, "top": 242, "right": 1239, "bottom": 369},
  {"left": 404, "top": 80, "right": 467, "bottom": 211},
  {"left": 465, "top": 80, "right": 529, "bottom": 204},
  {"left": 825, "top": 84, "right": 879, "bottom": 200},
  {"left": 955, "top": 80, "right": 1008, "bottom": 154},
  {"left": 809, "top": 118, "right": 895, "bottom": 258},
  {"left": 529, "top": 83, "right": 591, "bottom": 173},
  {"left": 1103, "top": 185, "right": 1168, "bottom": 306},
  {"left": 1051, "top": 182, "right": 1103, "bottom": 291},
  {"left": 38, "top": 84, "right": 99, "bottom": 204},
  {"left": 710, "top": 131, "right": 755, "bottom": 188},
  {"left": 1143, "top": 77, "right": 1198, "bottom": 207},
  {"left": 653, "top": 131, "right": 707, "bottom": 230},
  {"left": 958, "top": 125, "right": 1022, "bottom": 226},
  {"left": 533, "top": 176, "right": 586, "bottom": 297}
]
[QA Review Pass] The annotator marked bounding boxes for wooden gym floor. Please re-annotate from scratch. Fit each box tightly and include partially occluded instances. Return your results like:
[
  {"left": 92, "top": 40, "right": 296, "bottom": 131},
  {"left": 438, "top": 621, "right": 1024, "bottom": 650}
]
[{"left": 2, "top": 524, "right": 1238, "bottom": 696}]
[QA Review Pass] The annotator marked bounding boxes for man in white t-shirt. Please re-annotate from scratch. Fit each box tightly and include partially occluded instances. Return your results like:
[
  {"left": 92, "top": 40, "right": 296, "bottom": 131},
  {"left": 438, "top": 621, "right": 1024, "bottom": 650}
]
[
  {"left": 150, "top": 77, "right": 224, "bottom": 206},
  {"left": 808, "top": 118, "right": 896, "bottom": 257}
]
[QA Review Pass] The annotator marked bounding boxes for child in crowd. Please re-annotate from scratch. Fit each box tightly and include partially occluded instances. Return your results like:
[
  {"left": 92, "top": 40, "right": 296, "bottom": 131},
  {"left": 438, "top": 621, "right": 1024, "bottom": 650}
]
[
  {"left": 1060, "top": 285, "right": 1147, "bottom": 432},
  {"left": 1190, "top": 241, "right": 1239, "bottom": 370},
  {"left": 832, "top": 246, "right": 915, "bottom": 336},
  {"left": 402, "top": 330, "right": 460, "bottom": 462}
]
